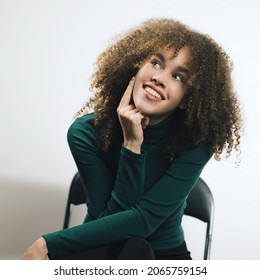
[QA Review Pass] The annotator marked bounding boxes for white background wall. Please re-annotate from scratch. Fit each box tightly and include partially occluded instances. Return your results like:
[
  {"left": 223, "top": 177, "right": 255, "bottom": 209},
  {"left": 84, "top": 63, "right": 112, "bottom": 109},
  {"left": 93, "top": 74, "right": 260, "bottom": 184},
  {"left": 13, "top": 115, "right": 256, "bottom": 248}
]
[{"left": 0, "top": 0, "right": 259, "bottom": 260}]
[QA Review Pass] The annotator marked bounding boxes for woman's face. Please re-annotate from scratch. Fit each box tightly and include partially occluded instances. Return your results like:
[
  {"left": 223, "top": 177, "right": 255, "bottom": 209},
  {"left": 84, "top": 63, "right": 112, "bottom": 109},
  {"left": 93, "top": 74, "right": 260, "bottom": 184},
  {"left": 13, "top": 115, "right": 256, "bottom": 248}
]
[{"left": 132, "top": 46, "right": 191, "bottom": 125}]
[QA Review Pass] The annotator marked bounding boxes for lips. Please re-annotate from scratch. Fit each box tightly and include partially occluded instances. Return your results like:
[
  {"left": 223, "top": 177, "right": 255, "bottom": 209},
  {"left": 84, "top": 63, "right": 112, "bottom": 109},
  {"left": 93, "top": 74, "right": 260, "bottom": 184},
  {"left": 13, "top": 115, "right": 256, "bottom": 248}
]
[
  {"left": 143, "top": 83, "right": 165, "bottom": 100},
  {"left": 144, "top": 86, "right": 162, "bottom": 100}
]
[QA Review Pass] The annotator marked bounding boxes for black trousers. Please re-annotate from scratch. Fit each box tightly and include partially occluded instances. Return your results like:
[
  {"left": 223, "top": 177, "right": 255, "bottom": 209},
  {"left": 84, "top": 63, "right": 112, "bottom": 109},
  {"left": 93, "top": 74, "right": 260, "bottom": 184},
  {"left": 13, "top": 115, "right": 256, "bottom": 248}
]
[{"left": 60, "top": 237, "right": 192, "bottom": 260}]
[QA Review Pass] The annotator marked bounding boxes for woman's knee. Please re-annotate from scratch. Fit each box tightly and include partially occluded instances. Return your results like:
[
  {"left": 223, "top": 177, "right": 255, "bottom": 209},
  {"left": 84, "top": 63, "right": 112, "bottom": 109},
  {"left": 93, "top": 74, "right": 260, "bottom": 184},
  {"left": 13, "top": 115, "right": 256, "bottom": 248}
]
[{"left": 118, "top": 237, "right": 155, "bottom": 260}]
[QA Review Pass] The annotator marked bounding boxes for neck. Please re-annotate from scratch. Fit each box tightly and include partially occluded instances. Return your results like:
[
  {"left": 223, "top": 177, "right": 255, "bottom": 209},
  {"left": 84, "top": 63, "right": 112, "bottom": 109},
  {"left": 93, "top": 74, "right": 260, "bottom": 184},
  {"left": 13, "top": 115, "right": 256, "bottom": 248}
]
[{"left": 148, "top": 112, "right": 173, "bottom": 126}]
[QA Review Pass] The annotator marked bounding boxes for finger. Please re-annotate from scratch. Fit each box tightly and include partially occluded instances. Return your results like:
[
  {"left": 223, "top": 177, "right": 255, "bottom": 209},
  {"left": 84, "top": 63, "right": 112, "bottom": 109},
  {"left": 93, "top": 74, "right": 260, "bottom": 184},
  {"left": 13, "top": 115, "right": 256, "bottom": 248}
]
[
  {"left": 127, "top": 112, "right": 148, "bottom": 126},
  {"left": 122, "top": 108, "right": 139, "bottom": 119},
  {"left": 117, "top": 104, "right": 136, "bottom": 116},
  {"left": 141, "top": 116, "right": 150, "bottom": 129},
  {"left": 118, "top": 77, "right": 135, "bottom": 107},
  {"left": 119, "top": 109, "right": 139, "bottom": 122}
]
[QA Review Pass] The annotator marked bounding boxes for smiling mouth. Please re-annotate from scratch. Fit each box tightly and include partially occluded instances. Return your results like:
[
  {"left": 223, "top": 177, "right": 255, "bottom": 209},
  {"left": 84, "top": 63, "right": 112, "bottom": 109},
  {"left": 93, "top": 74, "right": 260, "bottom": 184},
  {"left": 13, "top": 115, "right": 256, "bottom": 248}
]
[{"left": 144, "top": 86, "right": 164, "bottom": 100}]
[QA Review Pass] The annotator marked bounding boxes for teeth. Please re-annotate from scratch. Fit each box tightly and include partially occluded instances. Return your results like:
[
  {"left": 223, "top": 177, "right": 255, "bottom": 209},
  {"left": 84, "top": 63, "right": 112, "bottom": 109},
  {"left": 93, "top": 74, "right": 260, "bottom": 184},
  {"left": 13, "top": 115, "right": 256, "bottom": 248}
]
[{"left": 145, "top": 87, "right": 162, "bottom": 100}]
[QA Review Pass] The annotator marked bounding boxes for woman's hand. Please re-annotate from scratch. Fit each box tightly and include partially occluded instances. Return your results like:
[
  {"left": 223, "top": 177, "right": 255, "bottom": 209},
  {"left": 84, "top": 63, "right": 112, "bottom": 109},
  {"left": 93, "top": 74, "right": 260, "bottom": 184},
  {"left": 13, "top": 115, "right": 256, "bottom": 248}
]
[
  {"left": 20, "top": 237, "right": 48, "bottom": 260},
  {"left": 117, "top": 77, "right": 149, "bottom": 154}
]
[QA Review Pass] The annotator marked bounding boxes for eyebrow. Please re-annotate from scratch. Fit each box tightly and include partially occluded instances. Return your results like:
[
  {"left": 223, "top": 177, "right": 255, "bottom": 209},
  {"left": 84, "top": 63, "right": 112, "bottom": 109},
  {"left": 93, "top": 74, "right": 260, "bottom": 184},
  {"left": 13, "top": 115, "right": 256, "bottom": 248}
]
[
  {"left": 154, "top": 53, "right": 165, "bottom": 63},
  {"left": 176, "top": 66, "right": 191, "bottom": 75},
  {"left": 154, "top": 53, "right": 191, "bottom": 75}
]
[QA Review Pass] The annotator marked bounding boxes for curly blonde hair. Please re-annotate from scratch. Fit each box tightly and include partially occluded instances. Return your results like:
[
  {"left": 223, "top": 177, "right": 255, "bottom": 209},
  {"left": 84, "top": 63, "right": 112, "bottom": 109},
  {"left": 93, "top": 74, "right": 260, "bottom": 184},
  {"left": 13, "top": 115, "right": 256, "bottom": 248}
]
[{"left": 75, "top": 18, "right": 243, "bottom": 163}]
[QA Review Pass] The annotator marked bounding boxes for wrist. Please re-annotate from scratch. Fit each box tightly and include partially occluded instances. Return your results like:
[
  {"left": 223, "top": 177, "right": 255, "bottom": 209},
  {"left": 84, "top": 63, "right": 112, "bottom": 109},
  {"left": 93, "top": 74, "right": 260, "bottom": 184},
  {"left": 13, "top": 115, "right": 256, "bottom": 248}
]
[
  {"left": 124, "top": 141, "right": 141, "bottom": 154},
  {"left": 37, "top": 237, "right": 48, "bottom": 256}
]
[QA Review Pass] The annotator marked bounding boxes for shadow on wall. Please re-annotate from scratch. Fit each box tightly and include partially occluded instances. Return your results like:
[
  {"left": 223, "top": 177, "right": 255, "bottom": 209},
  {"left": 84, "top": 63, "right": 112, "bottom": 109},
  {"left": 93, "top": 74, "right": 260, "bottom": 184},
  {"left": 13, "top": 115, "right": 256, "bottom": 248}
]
[
  {"left": 0, "top": 178, "right": 212, "bottom": 260},
  {"left": 0, "top": 178, "right": 69, "bottom": 260}
]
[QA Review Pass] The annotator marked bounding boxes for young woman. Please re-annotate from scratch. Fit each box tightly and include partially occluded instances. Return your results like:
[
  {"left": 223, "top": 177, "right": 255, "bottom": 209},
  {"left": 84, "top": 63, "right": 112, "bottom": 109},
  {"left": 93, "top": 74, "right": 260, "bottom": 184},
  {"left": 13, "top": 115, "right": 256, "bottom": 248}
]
[{"left": 21, "top": 18, "right": 242, "bottom": 260}]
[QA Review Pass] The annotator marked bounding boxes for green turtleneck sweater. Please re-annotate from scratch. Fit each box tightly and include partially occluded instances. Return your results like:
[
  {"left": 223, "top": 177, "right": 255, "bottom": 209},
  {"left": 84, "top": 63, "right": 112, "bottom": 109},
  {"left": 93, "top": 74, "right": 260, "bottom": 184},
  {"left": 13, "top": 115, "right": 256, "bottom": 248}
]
[{"left": 43, "top": 113, "right": 213, "bottom": 259}]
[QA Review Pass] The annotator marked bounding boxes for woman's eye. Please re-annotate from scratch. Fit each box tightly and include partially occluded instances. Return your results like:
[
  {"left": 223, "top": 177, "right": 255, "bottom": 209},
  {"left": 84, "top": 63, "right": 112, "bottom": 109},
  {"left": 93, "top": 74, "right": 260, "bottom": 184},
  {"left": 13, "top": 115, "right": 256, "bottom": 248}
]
[
  {"left": 151, "top": 60, "right": 161, "bottom": 69},
  {"left": 172, "top": 73, "right": 183, "bottom": 82}
]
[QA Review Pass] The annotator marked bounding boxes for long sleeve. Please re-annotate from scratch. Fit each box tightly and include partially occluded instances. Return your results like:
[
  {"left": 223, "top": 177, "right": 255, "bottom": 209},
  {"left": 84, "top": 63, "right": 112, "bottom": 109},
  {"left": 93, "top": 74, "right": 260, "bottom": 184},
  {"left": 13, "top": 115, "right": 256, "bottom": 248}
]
[
  {"left": 43, "top": 141, "right": 213, "bottom": 259},
  {"left": 67, "top": 114, "right": 146, "bottom": 219}
]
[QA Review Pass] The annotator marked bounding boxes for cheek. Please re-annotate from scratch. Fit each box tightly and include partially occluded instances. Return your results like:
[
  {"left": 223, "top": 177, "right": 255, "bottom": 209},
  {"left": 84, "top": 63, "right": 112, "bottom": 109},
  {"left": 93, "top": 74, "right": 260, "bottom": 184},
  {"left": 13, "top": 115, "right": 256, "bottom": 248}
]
[
  {"left": 168, "top": 84, "right": 187, "bottom": 99},
  {"left": 135, "top": 63, "right": 151, "bottom": 79},
  {"left": 135, "top": 68, "right": 145, "bottom": 80},
  {"left": 132, "top": 83, "right": 144, "bottom": 109},
  {"left": 132, "top": 85, "right": 139, "bottom": 105},
  {"left": 133, "top": 70, "right": 146, "bottom": 98}
]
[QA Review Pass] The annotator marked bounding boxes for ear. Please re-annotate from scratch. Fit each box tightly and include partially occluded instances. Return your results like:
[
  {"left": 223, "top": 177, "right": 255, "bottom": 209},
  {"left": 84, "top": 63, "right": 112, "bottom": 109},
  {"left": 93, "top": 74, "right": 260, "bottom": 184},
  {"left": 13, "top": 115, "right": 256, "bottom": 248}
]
[{"left": 179, "top": 99, "right": 188, "bottom": 110}]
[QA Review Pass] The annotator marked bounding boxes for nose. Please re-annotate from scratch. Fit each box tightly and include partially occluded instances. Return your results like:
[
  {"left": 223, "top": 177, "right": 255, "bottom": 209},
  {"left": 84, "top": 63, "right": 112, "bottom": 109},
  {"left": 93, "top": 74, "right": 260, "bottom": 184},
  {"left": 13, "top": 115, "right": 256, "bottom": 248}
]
[{"left": 151, "top": 75, "right": 166, "bottom": 88}]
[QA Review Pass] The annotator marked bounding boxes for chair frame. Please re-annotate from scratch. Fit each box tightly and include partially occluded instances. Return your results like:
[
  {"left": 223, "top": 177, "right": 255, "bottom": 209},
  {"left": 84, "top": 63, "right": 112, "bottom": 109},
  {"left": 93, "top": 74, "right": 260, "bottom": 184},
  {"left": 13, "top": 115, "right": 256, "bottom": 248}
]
[
  {"left": 63, "top": 173, "right": 214, "bottom": 260},
  {"left": 184, "top": 177, "right": 214, "bottom": 260},
  {"left": 63, "top": 173, "right": 86, "bottom": 230}
]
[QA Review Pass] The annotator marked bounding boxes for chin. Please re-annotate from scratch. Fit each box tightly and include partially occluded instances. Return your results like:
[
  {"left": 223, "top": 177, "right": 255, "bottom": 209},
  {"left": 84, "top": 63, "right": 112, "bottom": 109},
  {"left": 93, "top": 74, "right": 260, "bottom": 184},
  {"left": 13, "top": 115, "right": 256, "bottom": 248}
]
[{"left": 135, "top": 103, "right": 148, "bottom": 115}]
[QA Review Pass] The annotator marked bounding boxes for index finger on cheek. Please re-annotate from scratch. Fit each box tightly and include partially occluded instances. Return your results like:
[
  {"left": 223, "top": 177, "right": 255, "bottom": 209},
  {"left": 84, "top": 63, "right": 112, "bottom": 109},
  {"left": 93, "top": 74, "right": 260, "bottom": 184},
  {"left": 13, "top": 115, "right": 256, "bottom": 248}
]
[{"left": 118, "top": 77, "right": 135, "bottom": 107}]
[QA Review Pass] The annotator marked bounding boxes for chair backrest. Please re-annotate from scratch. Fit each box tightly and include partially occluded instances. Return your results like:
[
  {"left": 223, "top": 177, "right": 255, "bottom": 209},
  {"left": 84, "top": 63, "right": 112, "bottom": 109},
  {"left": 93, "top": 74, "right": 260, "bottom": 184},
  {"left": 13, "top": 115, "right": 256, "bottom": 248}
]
[
  {"left": 184, "top": 177, "right": 214, "bottom": 260},
  {"left": 63, "top": 173, "right": 214, "bottom": 259},
  {"left": 63, "top": 173, "right": 86, "bottom": 230},
  {"left": 67, "top": 172, "right": 86, "bottom": 205}
]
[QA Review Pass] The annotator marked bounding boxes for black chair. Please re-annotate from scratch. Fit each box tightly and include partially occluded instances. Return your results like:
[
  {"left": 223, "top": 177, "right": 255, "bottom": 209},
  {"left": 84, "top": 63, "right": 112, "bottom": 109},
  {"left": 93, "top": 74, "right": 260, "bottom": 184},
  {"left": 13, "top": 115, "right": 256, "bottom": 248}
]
[
  {"left": 63, "top": 173, "right": 214, "bottom": 260},
  {"left": 63, "top": 173, "right": 86, "bottom": 230},
  {"left": 184, "top": 177, "right": 214, "bottom": 260}
]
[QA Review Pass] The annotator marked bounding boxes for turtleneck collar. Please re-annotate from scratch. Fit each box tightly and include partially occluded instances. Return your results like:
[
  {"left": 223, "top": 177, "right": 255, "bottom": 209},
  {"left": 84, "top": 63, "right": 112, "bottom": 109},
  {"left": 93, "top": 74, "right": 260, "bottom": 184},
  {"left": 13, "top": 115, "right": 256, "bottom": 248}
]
[{"left": 142, "top": 112, "right": 176, "bottom": 148}]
